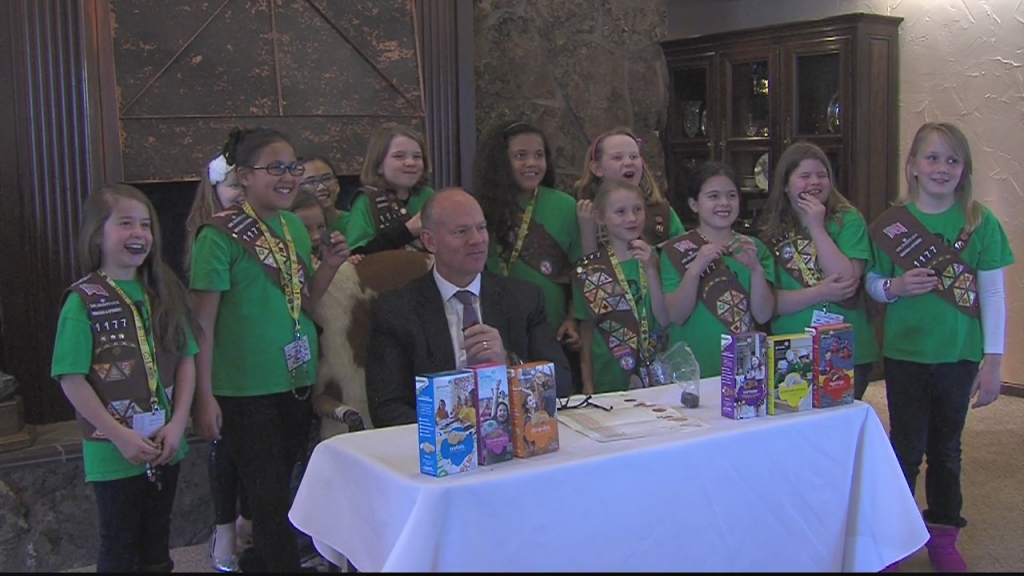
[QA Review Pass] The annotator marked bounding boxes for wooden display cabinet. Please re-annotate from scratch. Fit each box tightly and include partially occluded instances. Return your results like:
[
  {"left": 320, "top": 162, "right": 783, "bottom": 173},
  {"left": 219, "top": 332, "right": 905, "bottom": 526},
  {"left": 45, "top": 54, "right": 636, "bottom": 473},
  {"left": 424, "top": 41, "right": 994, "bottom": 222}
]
[{"left": 660, "top": 13, "right": 902, "bottom": 233}]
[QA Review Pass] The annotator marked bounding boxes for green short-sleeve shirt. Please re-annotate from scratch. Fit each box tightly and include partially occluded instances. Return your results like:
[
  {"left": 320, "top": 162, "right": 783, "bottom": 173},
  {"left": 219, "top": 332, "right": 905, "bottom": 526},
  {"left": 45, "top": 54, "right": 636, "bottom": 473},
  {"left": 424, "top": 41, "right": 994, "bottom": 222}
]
[
  {"left": 870, "top": 203, "right": 1014, "bottom": 363},
  {"left": 573, "top": 257, "right": 659, "bottom": 393},
  {"left": 485, "top": 187, "right": 581, "bottom": 329},
  {"left": 661, "top": 236, "right": 776, "bottom": 378},
  {"left": 346, "top": 186, "right": 436, "bottom": 249},
  {"left": 665, "top": 207, "right": 686, "bottom": 243},
  {"left": 327, "top": 211, "right": 350, "bottom": 236},
  {"left": 189, "top": 210, "right": 321, "bottom": 396},
  {"left": 769, "top": 208, "right": 881, "bottom": 365},
  {"left": 50, "top": 279, "right": 197, "bottom": 483}
]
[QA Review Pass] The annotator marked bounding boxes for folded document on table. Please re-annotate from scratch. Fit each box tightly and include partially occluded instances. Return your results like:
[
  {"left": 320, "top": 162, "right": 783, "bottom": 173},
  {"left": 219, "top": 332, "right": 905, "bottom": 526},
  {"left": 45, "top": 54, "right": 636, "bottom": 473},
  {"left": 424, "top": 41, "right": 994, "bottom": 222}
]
[{"left": 557, "top": 392, "right": 708, "bottom": 442}]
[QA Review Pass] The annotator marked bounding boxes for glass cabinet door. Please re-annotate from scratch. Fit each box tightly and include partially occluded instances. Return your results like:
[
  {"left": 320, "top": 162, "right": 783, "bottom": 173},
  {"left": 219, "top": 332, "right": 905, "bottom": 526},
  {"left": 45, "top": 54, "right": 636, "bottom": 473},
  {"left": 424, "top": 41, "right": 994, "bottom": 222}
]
[
  {"left": 783, "top": 38, "right": 849, "bottom": 145},
  {"left": 669, "top": 62, "right": 713, "bottom": 144},
  {"left": 665, "top": 58, "right": 714, "bottom": 222},
  {"left": 719, "top": 49, "right": 777, "bottom": 232}
]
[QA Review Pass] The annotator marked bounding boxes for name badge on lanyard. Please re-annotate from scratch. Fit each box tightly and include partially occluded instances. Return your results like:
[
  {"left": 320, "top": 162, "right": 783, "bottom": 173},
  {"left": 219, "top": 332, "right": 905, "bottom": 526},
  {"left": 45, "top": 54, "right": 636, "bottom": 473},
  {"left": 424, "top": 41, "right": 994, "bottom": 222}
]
[
  {"left": 132, "top": 408, "right": 166, "bottom": 438},
  {"left": 811, "top": 309, "right": 845, "bottom": 327},
  {"left": 284, "top": 334, "right": 312, "bottom": 371}
]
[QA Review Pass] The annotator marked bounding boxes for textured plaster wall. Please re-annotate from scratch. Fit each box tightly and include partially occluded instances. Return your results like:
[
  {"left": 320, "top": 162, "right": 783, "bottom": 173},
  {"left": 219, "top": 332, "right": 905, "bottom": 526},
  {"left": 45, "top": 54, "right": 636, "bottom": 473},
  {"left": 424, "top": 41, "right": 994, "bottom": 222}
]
[
  {"left": 668, "top": 0, "right": 1024, "bottom": 384},
  {"left": 474, "top": 0, "right": 670, "bottom": 194}
]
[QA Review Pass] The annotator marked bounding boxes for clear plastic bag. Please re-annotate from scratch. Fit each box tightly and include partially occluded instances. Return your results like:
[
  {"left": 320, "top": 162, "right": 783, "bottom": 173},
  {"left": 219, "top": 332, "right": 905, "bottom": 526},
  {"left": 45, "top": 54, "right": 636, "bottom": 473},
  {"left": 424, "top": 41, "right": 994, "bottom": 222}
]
[{"left": 659, "top": 342, "right": 702, "bottom": 408}]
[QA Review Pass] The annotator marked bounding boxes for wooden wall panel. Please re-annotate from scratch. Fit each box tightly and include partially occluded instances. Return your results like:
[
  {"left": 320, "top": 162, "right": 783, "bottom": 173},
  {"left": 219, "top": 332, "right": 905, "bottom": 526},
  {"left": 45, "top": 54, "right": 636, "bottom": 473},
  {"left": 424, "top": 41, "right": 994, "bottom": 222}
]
[
  {"left": 109, "top": 0, "right": 427, "bottom": 182},
  {"left": 0, "top": 0, "right": 93, "bottom": 423}
]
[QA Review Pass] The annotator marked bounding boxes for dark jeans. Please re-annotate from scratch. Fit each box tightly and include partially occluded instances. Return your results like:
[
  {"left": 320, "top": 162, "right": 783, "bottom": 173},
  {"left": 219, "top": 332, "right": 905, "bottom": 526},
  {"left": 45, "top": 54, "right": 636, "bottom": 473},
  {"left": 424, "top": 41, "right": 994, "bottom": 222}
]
[
  {"left": 218, "top": 388, "right": 312, "bottom": 572},
  {"left": 92, "top": 463, "right": 181, "bottom": 572},
  {"left": 853, "top": 362, "right": 873, "bottom": 401},
  {"left": 883, "top": 357, "right": 977, "bottom": 528},
  {"left": 208, "top": 439, "right": 251, "bottom": 525}
]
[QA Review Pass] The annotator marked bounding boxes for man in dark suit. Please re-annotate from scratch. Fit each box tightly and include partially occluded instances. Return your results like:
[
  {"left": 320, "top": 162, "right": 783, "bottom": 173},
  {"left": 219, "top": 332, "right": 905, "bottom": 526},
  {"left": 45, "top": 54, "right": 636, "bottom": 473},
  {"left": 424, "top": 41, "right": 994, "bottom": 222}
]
[{"left": 366, "top": 187, "right": 572, "bottom": 428}]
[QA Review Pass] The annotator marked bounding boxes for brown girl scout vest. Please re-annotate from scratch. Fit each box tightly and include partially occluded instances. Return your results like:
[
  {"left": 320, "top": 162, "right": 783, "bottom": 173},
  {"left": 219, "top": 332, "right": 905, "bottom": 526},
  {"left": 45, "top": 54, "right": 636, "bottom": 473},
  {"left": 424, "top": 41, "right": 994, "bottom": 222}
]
[
  {"left": 662, "top": 230, "right": 753, "bottom": 333},
  {"left": 869, "top": 205, "right": 979, "bottom": 318},
  {"left": 65, "top": 272, "right": 180, "bottom": 440}
]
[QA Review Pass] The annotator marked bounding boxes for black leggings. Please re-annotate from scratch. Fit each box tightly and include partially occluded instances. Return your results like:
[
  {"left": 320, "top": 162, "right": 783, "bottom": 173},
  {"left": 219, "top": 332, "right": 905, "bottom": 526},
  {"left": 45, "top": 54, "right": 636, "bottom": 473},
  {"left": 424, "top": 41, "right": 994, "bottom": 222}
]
[
  {"left": 208, "top": 439, "right": 251, "bottom": 525},
  {"left": 217, "top": 389, "right": 312, "bottom": 572}
]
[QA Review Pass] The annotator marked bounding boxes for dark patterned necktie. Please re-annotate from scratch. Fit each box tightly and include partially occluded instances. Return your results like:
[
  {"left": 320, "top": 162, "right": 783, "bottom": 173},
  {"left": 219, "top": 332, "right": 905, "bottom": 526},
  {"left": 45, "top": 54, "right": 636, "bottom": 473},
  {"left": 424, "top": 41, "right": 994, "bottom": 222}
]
[{"left": 453, "top": 290, "right": 479, "bottom": 329}]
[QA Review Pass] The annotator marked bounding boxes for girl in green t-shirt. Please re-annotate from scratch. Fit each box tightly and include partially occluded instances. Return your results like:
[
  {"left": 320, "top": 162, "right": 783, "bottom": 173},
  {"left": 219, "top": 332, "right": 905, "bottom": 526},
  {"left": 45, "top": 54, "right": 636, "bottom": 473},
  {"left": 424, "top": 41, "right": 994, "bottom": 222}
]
[
  {"left": 758, "top": 142, "right": 880, "bottom": 400},
  {"left": 184, "top": 153, "right": 245, "bottom": 274},
  {"left": 473, "top": 120, "right": 583, "bottom": 391},
  {"left": 661, "top": 162, "right": 776, "bottom": 378},
  {"left": 184, "top": 151, "right": 253, "bottom": 571},
  {"left": 864, "top": 122, "right": 1015, "bottom": 573},
  {"left": 346, "top": 124, "right": 436, "bottom": 253},
  {"left": 298, "top": 154, "right": 350, "bottom": 236},
  {"left": 51, "top": 184, "right": 198, "bottom": 572},
  {"left": 573, "top": 126, "right": 686, "bottom": 255},
  {"left": 574, "top": 180, "right": 671, "bottom": 394},
  {"left": 190, "top": 127, "right": 351, "bottom": 572}
]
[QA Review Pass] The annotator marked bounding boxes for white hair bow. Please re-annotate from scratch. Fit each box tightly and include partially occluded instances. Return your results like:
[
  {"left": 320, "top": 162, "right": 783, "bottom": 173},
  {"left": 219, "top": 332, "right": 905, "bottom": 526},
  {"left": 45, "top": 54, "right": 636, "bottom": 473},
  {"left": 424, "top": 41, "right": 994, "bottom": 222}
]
[{"left": 207, "top": 154, "right": 233, "bottom": 186}]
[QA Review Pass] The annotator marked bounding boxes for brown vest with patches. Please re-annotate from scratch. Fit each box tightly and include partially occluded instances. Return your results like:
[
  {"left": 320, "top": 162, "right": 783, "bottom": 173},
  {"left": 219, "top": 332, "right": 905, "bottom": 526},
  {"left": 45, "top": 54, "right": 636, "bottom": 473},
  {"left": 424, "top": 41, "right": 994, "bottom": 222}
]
[
  {"left": 503, "top": 216, "right": 573, "bottom": 285},
  {"left": 869, "top": 205, "right": 979, "bottom": 318},
  {"left": 663, "top": 230, "right": 753, "bottom": 333},
  {"left": 767, "top": 229, "right": 863, "bottom": 310},
  {"left": 204, "top": 206, "right": 312, "bottom": 309},
  {"left": 573, "top": 249, "right": 647, "bottom": 373},
  {"left": 65, "top": 272, "right": 180, "bottom": 440}
]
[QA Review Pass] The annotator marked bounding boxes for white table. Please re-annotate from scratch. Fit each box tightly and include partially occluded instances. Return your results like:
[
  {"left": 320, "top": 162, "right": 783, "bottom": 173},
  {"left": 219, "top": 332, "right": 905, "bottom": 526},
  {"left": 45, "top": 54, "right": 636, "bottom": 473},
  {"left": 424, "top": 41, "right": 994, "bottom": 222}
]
[{"left": 289, "top": 378, "right": 927, "bottom": 572}]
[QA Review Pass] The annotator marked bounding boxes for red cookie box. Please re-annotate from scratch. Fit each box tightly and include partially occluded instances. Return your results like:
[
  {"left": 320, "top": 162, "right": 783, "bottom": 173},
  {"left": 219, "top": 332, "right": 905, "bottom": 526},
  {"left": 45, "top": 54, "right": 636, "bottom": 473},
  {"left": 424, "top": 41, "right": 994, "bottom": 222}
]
[{"left": 805, "top": 323, "right": 855, "bottom": 408}]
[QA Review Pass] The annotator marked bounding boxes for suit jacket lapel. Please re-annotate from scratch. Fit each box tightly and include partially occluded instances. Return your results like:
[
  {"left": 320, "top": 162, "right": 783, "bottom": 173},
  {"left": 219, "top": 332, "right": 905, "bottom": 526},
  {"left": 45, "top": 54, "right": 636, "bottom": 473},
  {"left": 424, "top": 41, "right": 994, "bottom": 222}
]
[
  {"left": 480, "top": 273, "right": 510, "bottom": 349},
  {"left": 416, "top": 273, "right": 456, "bottom": 368}
]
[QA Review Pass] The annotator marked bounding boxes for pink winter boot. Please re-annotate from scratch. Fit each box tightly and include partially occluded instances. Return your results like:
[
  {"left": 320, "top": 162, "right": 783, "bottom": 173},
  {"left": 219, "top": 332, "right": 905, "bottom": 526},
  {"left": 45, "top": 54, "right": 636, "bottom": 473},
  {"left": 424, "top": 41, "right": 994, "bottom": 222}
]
[{"left": 925, "top": 524, "right": 967, "bottom": 572}]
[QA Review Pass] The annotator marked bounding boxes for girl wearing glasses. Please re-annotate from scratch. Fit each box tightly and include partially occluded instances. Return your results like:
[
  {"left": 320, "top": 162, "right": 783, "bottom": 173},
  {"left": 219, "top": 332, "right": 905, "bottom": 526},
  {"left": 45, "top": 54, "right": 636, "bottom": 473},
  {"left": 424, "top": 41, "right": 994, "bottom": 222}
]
[
  {"left": 297, "top": 155, "right": 350, "bottom": 237},
  {"left": 345, "top": 124, "right": 436, "bottom": 253},
  {"left": 189, "top": 127, "right": 351, "bottom": 572}
]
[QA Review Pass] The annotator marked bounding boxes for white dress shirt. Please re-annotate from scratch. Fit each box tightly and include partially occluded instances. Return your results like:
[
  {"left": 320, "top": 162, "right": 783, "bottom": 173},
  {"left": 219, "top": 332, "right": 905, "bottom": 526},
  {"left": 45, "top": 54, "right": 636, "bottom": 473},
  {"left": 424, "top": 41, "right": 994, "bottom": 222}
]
[{"left": 432, "top": 267, "right": 483, "bottom": 368}]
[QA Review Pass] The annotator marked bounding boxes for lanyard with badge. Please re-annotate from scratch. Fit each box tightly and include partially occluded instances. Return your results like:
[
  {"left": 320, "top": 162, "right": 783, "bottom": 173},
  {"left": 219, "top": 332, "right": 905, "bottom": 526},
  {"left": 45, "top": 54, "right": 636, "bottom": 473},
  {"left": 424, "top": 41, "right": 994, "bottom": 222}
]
[
  {"left": 500, "top": 188, "right": 537, "bottom": 276},
  {"left": 98, "top": 271, "right": 166, "bottom": 438},
  {"left": 242, "top": 202, "right": 312, "bottom": 399},
  {"left": 787, "top": 232, "right": 845, "bottom": 327}
]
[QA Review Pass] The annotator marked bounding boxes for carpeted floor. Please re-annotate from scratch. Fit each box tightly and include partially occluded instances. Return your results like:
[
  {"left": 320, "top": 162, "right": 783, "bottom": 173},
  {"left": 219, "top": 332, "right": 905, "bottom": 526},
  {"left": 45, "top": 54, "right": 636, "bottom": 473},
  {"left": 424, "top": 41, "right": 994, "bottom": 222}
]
[{"left": 66, "top": 382, "right": 1024, "bottom": 573}]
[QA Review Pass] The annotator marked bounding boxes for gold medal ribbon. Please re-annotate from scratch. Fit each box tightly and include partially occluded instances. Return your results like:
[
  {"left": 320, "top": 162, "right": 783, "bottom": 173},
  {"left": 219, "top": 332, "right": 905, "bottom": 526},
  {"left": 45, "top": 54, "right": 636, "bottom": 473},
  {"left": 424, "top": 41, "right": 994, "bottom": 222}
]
[
  {"left": 241, "top": 202, "right": 310, "bottom": 392},
  {"left": 98, "top": 271, "right": 159, "bottom": 410},
  {"left": 500, "top": 188, "right": 537, "bottom": 276},
  {"left": 608, "top": 250, "right": 651, "bottom": 361}
]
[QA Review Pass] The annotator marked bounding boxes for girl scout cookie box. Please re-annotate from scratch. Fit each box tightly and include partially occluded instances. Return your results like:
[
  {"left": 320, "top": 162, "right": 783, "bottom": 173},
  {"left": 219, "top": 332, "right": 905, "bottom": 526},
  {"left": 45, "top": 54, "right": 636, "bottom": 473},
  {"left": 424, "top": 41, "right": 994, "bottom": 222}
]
[
  {"left": 416, "top": 370, "right": 478, "bottom": 477},
  {"left": 805, "top": 323, "right": 855, "bottom": 408},
  {"left": 509, "top": 361, "right": 560, "bottom": 458},
  {"left": 470, "top": 363, "right": 513, "bottom": 466},
  {"left": 767, "top": 334, "right": 814, "bottom": 414},
  {"left": 721, "top": 332, "right": 767, "bottom": 420}
]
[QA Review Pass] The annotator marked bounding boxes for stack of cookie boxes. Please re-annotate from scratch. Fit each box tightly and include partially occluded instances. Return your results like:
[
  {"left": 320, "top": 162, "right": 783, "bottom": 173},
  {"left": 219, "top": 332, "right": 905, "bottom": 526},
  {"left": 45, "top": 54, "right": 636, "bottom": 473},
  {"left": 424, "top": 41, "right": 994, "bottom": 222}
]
[
  {"left": 416, "top": 361, "right": 559, "bottom": 477},
  {"left": 722, "top": 323, "right": 855, "bottom": 423}
]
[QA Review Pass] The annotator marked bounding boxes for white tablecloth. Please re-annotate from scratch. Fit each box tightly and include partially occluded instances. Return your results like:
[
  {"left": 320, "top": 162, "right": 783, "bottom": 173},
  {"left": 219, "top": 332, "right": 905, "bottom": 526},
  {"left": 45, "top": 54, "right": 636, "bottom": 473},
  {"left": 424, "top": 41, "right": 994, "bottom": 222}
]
[{"left": 289, "top": 378, "right": 927, "bottom": 572}]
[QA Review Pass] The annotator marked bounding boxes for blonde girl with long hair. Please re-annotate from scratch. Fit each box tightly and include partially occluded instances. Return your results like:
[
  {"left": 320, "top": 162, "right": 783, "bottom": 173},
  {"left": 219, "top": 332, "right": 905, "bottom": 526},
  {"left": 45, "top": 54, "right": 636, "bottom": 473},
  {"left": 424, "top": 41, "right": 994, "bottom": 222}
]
[
  {"left": 574, "top": 126, "right": 685, "bottom": 254},
  {"left": 865, "top": 122, "right": 1014, "bottom": 572}
]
